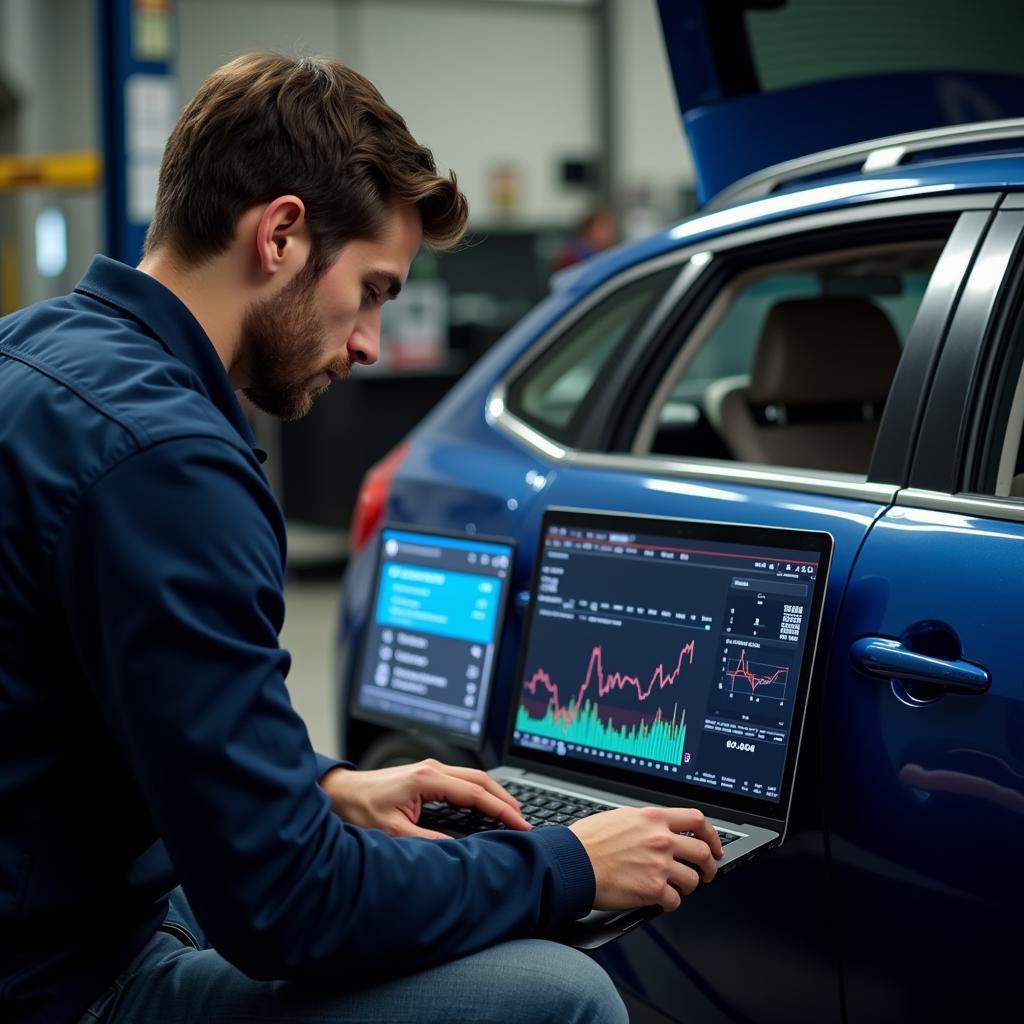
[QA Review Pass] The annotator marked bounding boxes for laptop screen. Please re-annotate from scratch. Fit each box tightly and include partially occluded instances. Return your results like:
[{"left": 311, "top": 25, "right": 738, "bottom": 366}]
[
  {"left": 351, "top": 526, "right": 514, "bottom": 748},
  {"left": 507, "top": 508, "right": 832, "bottom": 818}
]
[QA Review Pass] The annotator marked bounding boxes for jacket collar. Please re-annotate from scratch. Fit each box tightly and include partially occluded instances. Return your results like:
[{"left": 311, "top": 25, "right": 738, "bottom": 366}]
[{"left": 74, "top": 255, "right": 266, "bottom": 463}]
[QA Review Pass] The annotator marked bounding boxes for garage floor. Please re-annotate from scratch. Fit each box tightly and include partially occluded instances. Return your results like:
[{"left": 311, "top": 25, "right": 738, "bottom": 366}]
[{"left": 280, "top": 579, "right": 342, "bottom": 761}]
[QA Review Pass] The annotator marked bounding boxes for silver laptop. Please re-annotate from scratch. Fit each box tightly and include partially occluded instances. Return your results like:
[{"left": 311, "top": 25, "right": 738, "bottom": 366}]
[{"left": 417, "top": 507, "right": 833, "bottom": 947}]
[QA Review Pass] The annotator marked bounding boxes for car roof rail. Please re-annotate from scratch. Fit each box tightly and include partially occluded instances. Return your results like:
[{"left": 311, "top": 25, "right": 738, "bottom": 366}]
[{"left": 707, "top": 117, "right": 1024, "bottom": 210}]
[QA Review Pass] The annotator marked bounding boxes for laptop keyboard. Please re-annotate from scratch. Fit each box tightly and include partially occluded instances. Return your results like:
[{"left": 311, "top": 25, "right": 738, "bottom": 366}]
[{"left": 419, "top": 780, "right": 743, "bottom": 845}]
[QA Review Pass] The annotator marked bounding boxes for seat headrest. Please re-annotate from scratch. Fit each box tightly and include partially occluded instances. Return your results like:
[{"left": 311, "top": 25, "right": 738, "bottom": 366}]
[{"left": 748, "top": 297, "right": 901, "bottom": 405}]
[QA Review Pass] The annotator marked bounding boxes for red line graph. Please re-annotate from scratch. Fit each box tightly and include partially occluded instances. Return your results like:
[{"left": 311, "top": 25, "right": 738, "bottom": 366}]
[
  {"left": 522, "top": 641, "right": 696, "bottom": 727},
  {"left": 726, "top": 649, "right": 788, "bottom": 694}
]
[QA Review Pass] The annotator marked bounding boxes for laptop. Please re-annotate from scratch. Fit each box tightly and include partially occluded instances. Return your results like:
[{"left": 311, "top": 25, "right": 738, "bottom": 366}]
[{"left": 355, "top": 509, "right": 833, "bottom": 948}]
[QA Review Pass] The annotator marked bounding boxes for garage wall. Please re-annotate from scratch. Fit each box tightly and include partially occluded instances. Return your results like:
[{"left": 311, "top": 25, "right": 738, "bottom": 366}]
[
  {"left": 177, "top": 0, "right": 357, "bottom": 91},
  {"left": 610, "top": 0, "right": 694, "bottom": 229},
  {"left": 354, "top": 0, "right": 598, "bottom": 226},
  {"left": 179, "top": 0, "right": 601, "bottom": 227}
]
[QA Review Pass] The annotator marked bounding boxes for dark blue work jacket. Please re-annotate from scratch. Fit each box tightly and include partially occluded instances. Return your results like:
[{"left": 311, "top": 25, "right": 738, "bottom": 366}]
[{"left": 0, "top": 257, "right": 594, "bottom": 1024}]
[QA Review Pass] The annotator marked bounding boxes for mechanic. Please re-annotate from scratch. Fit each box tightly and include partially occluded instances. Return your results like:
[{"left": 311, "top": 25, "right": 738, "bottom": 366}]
[{"left": 0, "top": 53, "right": 722, "bottom": 1024}]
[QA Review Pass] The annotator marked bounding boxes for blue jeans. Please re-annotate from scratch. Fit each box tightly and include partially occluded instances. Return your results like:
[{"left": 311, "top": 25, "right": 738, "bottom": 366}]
[{"left": 79, "top": 891, "right": 627, "bottom": 1024}]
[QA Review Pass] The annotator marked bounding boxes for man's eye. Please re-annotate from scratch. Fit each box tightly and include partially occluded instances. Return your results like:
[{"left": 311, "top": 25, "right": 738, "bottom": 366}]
[{"left": 364, "top": 287, "right": 381, "bottom": 306}]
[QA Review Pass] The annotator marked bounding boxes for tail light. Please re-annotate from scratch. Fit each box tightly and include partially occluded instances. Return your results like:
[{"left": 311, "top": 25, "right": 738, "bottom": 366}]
[{"left": 349, "top": 440, "right": 411, "bottom": 555}]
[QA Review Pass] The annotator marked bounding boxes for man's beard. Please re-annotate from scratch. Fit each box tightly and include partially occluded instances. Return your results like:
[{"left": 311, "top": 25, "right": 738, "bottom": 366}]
[{"left": 240, "top": 269, "right": 352, "bottom": 421}]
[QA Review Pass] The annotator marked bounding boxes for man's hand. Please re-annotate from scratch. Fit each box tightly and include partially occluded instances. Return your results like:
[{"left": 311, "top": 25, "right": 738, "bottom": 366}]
[
  {"left": 320, "top": 758, "right": 531, "bottom": 839},
  {"left": 569, "top": 806, "right": 724, "bottom": 913}
]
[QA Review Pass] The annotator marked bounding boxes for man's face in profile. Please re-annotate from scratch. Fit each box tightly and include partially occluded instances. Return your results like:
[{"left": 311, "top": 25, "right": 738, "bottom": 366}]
[
  {"left": 241, "top": 202, "right": 422, "bottom": 421},
  {"left": 240, "top": 267, "right": 345, "bottom": 421}
]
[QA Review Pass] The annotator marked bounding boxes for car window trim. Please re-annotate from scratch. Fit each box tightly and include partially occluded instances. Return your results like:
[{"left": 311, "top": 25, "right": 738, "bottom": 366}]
[
  {"left": 870, "top": 210, "right": 995, "bottom": 483},
  {"left": 961, "top": 214, "right": 1024, "bottom": 496},
  {"left": 909, "top": 208, "right": 1024, "bottom": 492},
  {"left": 496, "top": 248, "right": 698, "bottom": 420},
  {"left": 895, "top": 487, "right": 1024, "bottom": 525},
  {"left": 570, "top": 450, "right": 898, "bottom": 503},
  {"left": 557, "top": 265, "right": 685, "bottom": 444},
  {"left": 489, "top": 386, "right": 900, "bottom": 501}
]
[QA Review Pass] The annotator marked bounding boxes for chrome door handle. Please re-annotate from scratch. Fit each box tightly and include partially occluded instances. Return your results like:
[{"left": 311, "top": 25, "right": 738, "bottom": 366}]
[{"left": 850, "top": 637, "right": 989, "bottom": 694}]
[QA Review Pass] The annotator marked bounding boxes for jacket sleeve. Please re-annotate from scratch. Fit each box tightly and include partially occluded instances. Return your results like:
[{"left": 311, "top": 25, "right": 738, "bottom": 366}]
[
  {"left": 52, "top": 437, "right": 595, "bottom": 981},
  {"left": 315, "top": 753, "right": 354, "bottom": 778}
]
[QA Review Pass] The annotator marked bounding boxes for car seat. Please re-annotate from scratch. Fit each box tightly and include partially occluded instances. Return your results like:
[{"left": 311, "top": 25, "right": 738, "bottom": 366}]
[{"left": 714, "top": 296, "right": 901, "bottom": 474}]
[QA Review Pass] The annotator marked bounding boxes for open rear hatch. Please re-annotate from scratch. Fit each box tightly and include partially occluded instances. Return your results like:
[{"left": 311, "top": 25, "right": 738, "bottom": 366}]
[{"left": 656, "top": 0, "right": 1024, "bottom": 206}]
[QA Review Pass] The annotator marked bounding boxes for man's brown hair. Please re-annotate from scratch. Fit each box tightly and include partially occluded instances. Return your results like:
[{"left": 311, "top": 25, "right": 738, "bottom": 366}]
[{"left": 144, "top": 52, "right": 468, "bottom": 270}]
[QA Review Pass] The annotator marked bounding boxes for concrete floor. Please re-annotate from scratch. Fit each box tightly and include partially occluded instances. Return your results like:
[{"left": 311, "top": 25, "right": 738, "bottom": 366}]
[{"left": 280, "top": 578, "right": 343, "bottom": 761}]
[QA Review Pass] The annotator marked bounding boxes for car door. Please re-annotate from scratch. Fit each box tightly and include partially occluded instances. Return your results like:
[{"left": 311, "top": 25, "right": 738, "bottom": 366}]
[
  {"left": 492, "top": 197, "right": 994, "bottom": 1022},
  {"left": 824, "top": 205, "right": 1024, "bottom": 1022}
]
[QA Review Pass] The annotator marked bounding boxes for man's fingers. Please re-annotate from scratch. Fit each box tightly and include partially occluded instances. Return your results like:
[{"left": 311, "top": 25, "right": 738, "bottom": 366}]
[
  {"left": 426, "top": 776, "right": 531, "bottom": 830},
  {"left": 661, "top": 807, "right": 724, "bottom": 859},
  {"left": 438, "top": 766, "right": 522, "bottom": 811},
  {"left": 671, "top": 834, "right": 718, "bottom": 883},
  {"left": 657, "top": 883, "right": 683, "bottom": 913},
  {"left": 693, "top": 821, "right": 724, "bottom": 860},
  {"left": 666, "top": 860, "right": 702, "bottom": 899}
]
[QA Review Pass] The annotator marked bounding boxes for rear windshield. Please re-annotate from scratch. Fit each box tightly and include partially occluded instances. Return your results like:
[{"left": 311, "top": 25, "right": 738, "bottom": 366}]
[{"left": 747, "top": 0, "right": 1024, "bottom": 91}]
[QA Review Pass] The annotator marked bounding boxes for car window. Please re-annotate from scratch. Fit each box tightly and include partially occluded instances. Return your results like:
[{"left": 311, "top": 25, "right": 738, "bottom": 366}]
[
  {"left": 747, "top": 0, "right": 1024, "bottom": 94},
  {"left": 635, "top": 242, "right": 944, "bottom": 476},
  {"left": 506, "top": 267, "right": 676, "bottom": 443}
]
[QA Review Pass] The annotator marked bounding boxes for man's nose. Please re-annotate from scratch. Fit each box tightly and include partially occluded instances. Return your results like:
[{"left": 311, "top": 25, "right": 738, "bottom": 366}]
[{"left": 346, "top": 310, "right": 381, "bottom": 366}]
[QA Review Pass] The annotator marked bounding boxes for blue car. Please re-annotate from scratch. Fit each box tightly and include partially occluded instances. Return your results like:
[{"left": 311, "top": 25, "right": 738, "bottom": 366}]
[{"left": 336, "top": 4, "right": 1023, "bottom": 1020}]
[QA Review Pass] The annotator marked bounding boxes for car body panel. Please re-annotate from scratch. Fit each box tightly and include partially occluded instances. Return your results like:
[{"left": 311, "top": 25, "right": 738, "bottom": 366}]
[{"left": 824, "top": 504, "right": 1023, "bottom": 1018}]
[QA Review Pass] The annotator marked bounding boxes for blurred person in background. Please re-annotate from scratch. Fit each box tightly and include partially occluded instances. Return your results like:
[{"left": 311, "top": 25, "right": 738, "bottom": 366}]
[
  {"left": 554, "top": 207, "right": 618, "bottom": 270},
  {"left": 0, "top": 52, "right": 721, "bottom": 1024}
]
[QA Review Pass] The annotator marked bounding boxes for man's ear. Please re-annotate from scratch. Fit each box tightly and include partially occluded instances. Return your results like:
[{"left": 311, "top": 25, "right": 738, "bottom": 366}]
[{"left": 254, "top": 195, "right": 310, "bottom": 277}]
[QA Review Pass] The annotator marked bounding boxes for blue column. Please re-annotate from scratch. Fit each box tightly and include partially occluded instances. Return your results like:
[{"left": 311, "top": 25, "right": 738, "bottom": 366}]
[{"left": 96, "top": 0, "right": 177, "bottom": 265}]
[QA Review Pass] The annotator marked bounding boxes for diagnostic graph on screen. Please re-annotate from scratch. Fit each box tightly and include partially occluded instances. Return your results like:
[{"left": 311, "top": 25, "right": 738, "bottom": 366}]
[
  {"left": 723, "top": 648, "right": 790, "bottom": 701},
  {"left": 510, "top": 515, "right": 828, "bottom": 801},
  {"left": 516, "top": 631, "right": 703, "bottom": 766}
]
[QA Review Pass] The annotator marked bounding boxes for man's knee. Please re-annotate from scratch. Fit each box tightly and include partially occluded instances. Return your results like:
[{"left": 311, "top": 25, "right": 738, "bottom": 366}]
[{"left": 503, "top": 940, "right": 628, "bottom": 1024}]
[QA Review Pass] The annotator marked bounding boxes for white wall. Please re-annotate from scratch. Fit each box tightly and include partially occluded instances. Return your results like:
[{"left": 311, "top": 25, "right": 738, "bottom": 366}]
[
  {"left": 179, "top": 0, "right": 601, "bottom": 227},
  {"left": 352, "top": 0, "right": 598, "bottom": 226},
  {"left": 611, "top": 0, "right": 693, "bottom": 227},
  {"left": 177, "top": 0, "right": 357, "bottom": 92}
]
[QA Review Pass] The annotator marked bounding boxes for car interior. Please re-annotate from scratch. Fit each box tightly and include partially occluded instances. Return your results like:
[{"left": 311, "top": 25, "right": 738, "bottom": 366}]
[{"left": 635, "top": 242, "right": 945, "bottom": 476}]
